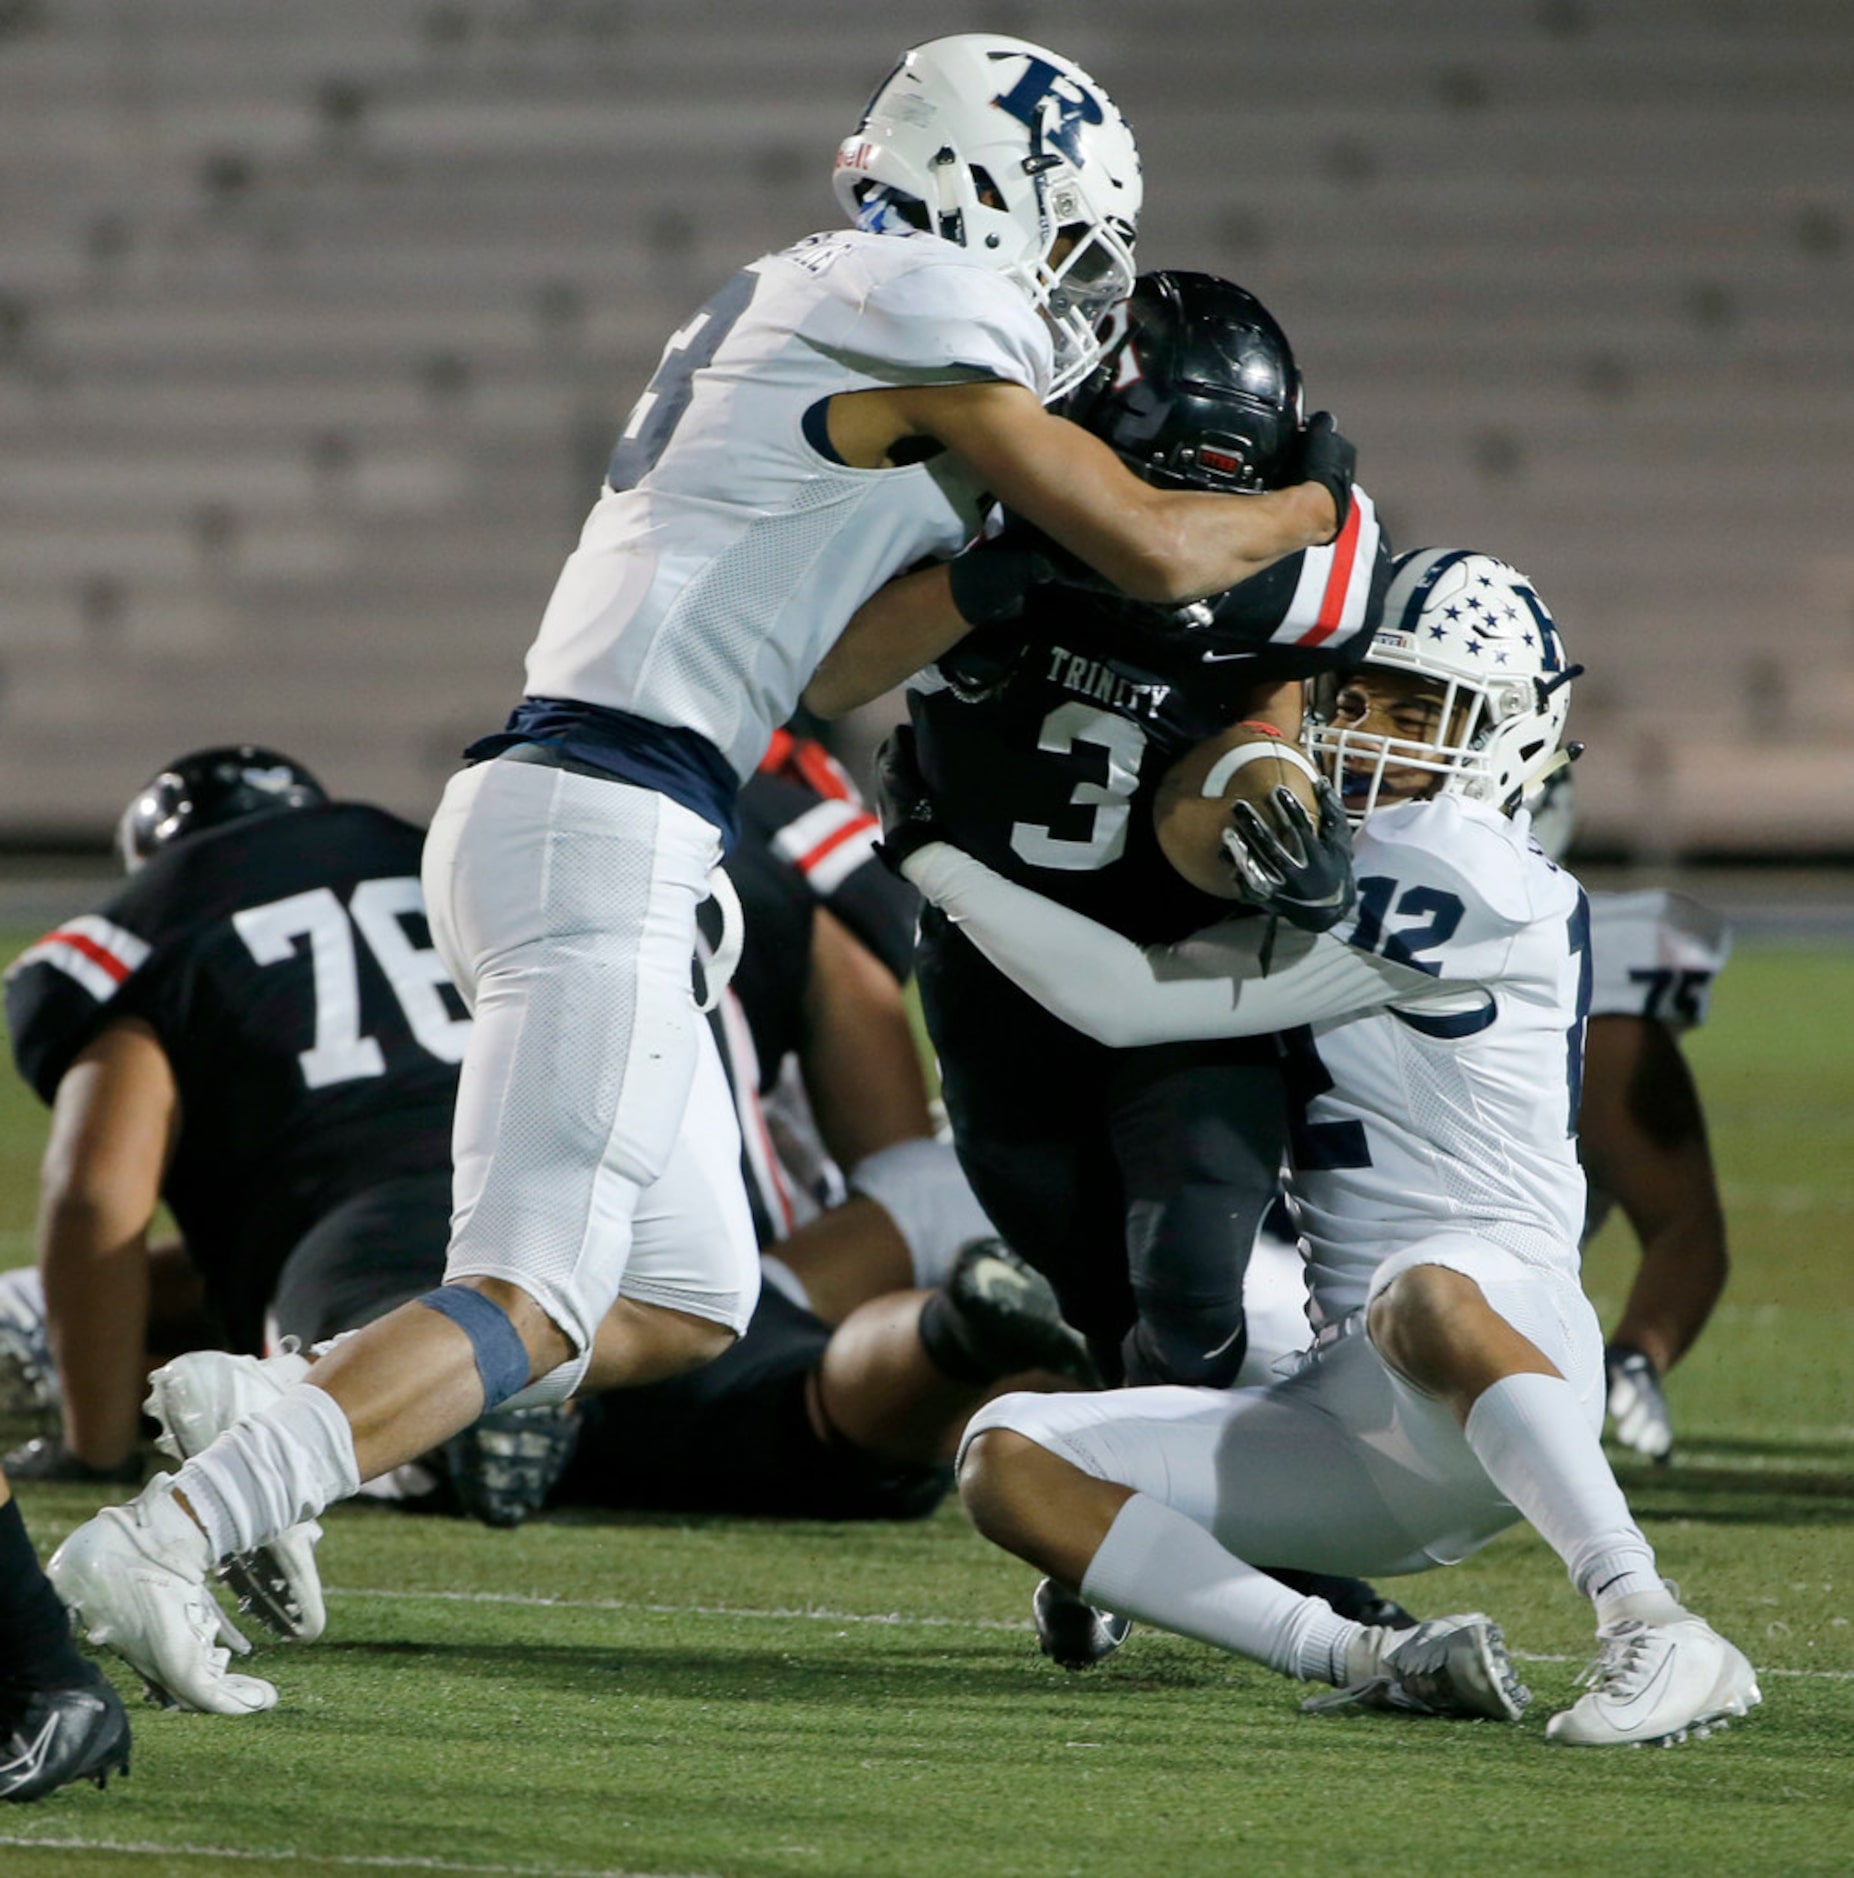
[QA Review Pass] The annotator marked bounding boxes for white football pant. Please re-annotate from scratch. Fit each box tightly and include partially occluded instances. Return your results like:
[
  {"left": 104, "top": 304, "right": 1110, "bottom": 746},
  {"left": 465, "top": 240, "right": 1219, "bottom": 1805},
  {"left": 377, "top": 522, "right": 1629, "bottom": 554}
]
[
  {"left": 964, "top": 1232, "right": 1603, "bottom": 1577},
  {"left": 422, "top": 757, "right": 760, "bottom": 1362}
]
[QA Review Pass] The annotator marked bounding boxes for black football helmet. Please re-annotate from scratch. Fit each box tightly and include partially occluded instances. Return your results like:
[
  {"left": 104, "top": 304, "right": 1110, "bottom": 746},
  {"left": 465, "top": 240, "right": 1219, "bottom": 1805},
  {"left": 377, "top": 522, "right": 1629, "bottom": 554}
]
[
  {"left": 117, "top": 744, "right": 328, "bottom": 871},
  {"left": 1061, "top": 269, "right": 1304, "bottom": 493}
]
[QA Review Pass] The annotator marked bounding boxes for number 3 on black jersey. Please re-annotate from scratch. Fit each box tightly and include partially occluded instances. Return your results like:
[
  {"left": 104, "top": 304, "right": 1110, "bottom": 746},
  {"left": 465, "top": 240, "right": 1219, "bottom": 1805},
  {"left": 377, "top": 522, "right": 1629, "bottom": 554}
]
[
  {"left": 234, "top": 878, "right": 470, "bottom": 1089},
  {"left": 1008, "top": 704, "right": 1146, "bottom": 869}
]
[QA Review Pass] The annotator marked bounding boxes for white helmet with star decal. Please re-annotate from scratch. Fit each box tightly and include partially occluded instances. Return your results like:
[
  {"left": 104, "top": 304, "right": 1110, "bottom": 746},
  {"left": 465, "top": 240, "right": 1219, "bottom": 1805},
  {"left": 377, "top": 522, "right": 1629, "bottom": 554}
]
[{"left": 1305, "top": 546, "right": 1580, "bottom": 820}]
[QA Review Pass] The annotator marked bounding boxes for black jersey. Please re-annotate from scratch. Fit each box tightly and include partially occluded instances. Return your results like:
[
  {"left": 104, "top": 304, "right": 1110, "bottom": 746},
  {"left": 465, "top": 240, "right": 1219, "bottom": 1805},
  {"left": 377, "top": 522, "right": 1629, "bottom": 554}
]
[
  {"left": 911, "top": 509, "right": 1390, "bottom": 944},
  {"left": 5, "top": 804, "right": 464, "bottom": 1350}
]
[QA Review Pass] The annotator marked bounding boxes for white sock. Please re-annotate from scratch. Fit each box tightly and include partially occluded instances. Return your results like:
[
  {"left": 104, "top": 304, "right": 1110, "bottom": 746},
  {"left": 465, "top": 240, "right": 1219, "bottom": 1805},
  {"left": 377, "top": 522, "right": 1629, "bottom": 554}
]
[
  {"left": 177, "top": 1383, "right": 361, "bottom": 1562},
  {"left": 1079, "top": 1492, "right": 1358, "bottom": 1684},
  {"left": 848, "top": 1140, "right": 994, "bottom": 1290},
  {"left": 1463, "top": 1372, "right": 1662, "bottom": 1618}
]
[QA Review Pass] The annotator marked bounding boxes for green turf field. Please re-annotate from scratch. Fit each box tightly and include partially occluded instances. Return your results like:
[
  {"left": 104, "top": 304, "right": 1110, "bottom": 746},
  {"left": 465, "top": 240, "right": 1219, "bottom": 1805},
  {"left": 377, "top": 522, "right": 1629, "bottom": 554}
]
[{"left": 0, "top": 941, "right": 1849, "bottom": 1877}]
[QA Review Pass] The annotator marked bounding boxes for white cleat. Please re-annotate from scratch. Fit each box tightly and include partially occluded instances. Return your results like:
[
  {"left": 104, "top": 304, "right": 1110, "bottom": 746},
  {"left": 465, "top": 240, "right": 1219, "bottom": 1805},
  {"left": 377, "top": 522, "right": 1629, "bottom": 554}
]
[
  {"left": 1303, "top": 1612, "right": 1530, "bottom": 1722},
  {"left": 47, "top": 1476, "right": 278, "bottom": 1716},
  {"left": 1547, "top": 1612, "right": 1761, "bottom": 1747},
  {"left": 143, "top": 1347, "right": 327, "bottom": 1643}
]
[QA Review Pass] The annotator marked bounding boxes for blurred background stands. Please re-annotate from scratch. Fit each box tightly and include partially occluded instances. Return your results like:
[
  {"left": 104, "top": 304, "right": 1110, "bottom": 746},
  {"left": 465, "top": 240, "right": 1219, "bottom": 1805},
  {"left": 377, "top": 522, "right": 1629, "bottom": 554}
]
[{"left": 0, "top": 0, "right": 1849, "bottom": 867}]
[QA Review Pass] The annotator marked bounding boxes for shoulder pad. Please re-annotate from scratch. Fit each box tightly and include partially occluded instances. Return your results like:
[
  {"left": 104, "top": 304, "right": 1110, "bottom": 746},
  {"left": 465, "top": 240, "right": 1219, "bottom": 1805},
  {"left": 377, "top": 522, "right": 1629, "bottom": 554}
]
[
  {"left": 797, "top": 234, "right": 1051, "bottom": 396},
  {"left": 1344, "top": 797, "right": 1574, "bottom": 983}
]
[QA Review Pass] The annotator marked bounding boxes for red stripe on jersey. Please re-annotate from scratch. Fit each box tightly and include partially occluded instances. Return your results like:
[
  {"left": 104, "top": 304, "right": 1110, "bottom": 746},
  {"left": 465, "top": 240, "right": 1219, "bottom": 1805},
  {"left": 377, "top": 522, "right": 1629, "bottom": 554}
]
[
  {"left": 1297, "top": 501, "right": 1363, "bottom": 647},
  {"left": 796, "top": 811, "right": 877, "bottom": 877},
  {"left": 793, "top": 740, "right": 856, "bottom": 803},
  {"left": 758, "top": 728, "right": 794, "bottom": 776},
  {"left": 49, "top": 928, "right": 135, "bottom": 984}
]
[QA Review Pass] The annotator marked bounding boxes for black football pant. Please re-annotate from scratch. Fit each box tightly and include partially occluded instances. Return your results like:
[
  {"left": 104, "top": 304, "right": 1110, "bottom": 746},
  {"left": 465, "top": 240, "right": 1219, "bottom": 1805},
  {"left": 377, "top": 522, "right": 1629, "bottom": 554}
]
[{"left": 917, "top": 911, "right": 1287, "bottom": 1389}]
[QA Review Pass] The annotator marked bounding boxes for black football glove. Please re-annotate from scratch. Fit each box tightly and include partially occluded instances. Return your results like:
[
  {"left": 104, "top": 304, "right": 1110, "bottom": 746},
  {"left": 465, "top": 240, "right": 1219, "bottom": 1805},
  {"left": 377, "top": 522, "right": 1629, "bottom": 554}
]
[
  {"left": 1296, "top": 411, "right": 1356, "bottom": 538},
  {"left": 872, "top": 726, "right": 945, "bottom": 875},
  {"left": 1222, "top": 775, "right": 1356, "bottom": 933},
  {"left": 946, "top": 523, "right": 1062, "bottom": 626},
  {"left": 3, "top": 1433, "right": 143, "bottom": 1484}
]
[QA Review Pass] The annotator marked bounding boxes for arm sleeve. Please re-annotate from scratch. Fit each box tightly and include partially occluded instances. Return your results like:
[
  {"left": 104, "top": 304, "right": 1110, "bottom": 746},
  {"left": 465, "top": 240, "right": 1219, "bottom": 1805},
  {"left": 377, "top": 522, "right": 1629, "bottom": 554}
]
[{"left": 904, "top": 843, "right": 1438, "bottom": 1048}]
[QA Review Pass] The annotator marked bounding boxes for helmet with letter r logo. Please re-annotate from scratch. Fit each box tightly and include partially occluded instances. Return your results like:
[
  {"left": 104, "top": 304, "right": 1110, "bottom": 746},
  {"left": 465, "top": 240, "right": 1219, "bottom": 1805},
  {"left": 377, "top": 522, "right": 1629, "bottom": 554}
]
[{"left": 833, "top": 34, "right": 1142, "bottom": 399}]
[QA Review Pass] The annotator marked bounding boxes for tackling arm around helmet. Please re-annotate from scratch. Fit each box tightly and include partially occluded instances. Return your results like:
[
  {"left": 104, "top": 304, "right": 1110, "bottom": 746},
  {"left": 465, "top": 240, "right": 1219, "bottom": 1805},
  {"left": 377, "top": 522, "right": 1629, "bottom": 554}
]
[{"left": 804, "top": 382, "right": 1343, "bottom": 716}]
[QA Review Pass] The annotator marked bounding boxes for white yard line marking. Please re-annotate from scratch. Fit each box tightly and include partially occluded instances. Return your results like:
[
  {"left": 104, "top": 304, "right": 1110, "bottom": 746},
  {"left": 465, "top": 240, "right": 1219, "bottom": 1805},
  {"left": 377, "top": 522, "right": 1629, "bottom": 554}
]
[
  {"left": 325, "top": 1585, "right": 1854, "bottom": 1678},
  {"left": 0, "top": 1840, "right": 701, "bottom": 1877}
]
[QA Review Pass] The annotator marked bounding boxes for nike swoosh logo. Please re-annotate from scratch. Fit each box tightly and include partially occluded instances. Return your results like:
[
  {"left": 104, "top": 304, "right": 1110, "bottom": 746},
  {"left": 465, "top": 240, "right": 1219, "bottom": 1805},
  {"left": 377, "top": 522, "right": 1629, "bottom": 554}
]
[
  {"left": 1607, "top": 1652, "right": 1676, "bottom": 1727},
  {"left": 1200, "top": 650, "right": 1257, "bottom": 664}
]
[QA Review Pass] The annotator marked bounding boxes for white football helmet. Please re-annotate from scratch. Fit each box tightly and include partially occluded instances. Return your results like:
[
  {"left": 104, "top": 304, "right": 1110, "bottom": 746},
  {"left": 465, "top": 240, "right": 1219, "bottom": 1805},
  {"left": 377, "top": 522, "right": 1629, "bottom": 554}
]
[
  {"left": 1305, "top": 547, "right": 1580, "bottom": 821},
  {"left": 833, "top": 34, "right": 1142, "bottom": 399}
]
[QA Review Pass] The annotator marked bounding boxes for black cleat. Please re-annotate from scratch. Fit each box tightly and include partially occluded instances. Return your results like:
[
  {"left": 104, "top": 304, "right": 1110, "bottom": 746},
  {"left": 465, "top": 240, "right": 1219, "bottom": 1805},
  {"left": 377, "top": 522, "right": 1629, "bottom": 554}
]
[
  {"left": 1265, "top": 1567, "right": 1417, "bottom": 1631},
  {"left": 1033, "top": 1577, "right": 1132, "bottom": 1670},
  {"left": 945, "top": 1240, "right": 1100, "bottom": 1387},
  {"left": 0, "top": 1673, "right": 132, "bottom": 1803},
  {"left": 438, "top": 1402, "right": 581, "bottom": 1528}
]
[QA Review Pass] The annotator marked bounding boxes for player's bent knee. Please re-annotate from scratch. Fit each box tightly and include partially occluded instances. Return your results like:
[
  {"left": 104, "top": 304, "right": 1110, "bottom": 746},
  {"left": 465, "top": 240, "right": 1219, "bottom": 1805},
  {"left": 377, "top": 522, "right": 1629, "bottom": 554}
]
[
  {"left": 579, "top": 1295, "right": 737, "bottom": 1393},
  {"left": 955, "top": 1427, "right": 1045, "bottom": 1538},
  {"left": 1368, "top": 1263, "right": 1485, "bottom": 1366}
]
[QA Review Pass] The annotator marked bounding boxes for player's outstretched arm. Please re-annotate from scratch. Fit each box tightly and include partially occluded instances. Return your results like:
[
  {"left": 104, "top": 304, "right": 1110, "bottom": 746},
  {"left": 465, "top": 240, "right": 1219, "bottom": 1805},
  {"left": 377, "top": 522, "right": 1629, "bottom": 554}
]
[
  {"left": 805, "top": 380, "right": 1348, "bottom": 717},
  {"left": 905, "top": 381, "right": 1340, "bottom": 602},
  {"left": 35, "top": 1021, "right": 175, "bottom": 1473},
  {"left": 1578, "top": 1014, "right": 1729, "bottom": 1378},
  {"left": 894, "top": 839, "right": 1427, "bottom": 1050}
]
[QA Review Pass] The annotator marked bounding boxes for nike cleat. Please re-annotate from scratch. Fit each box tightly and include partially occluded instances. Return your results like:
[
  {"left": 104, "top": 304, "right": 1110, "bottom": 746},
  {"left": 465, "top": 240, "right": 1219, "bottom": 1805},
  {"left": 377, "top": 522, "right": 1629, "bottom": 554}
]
[
  {"left": 1303, "top": 1612, "right": 1529, "bottom": 1722},
  {"left": 0, "top": 1669, "right": 132, "bottom": 1801},
  {"left": 1033, "top": 1577, "right": 1132, "bottom": 1671},
  {"left": 144, "top": 1348, "right": 326, "bottom": 1642},
  {"left": 1547, "top": 1612, "right": 1760, "bottom": 1747}
]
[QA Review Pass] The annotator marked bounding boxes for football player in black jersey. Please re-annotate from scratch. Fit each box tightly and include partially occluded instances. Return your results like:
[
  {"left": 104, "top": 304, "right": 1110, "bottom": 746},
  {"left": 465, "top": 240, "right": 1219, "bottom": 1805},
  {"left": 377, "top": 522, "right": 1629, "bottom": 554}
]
[
  {"left": 5, "top": 748, "right": 465, "bottom": 1488},
  {"left": 813, "top": 271, "right": 1406, "bottom": 1652},
  {"left": 816, "top": 273, "right": 1387, "bottom": 1392}
]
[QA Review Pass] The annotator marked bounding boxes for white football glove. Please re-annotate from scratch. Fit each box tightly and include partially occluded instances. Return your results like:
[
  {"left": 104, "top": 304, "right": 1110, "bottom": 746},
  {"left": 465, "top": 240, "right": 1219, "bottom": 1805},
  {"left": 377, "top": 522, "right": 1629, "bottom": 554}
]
[{"left": 1605, "top": 1344, "right": 1674, "bottom": 1462}]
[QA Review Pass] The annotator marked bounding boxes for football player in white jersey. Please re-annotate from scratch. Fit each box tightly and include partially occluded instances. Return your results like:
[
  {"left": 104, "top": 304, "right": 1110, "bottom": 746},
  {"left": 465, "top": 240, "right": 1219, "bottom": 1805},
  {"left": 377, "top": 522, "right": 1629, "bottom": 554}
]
[
  {"left": 1531, "top": 772, "right": 1733, "bottom": 1461},
  {"left": 1241, "top": 785, "right": 1734, "bottom": 1462},
  {"left": 49, "top": 34, "right": 1356, "bottom": 1716},
  {"left": 879, "top": 548, "right": 1760, "bottom": 1746}
]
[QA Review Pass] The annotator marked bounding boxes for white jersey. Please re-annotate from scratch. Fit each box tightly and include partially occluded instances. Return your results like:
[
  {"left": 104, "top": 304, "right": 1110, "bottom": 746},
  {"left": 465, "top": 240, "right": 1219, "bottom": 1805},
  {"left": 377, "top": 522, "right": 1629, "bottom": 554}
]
[
  {"left": 909, "top": 795, "right": 1590, "bottom": 1328},
  {"left": 524, "top": 228, "right": 1052, "bottom": 781},
  {"left": 1586, "top": 889, "right": 1730, "bottom": 1032},
  {"left": 1288, "top": 798, "right": 1587, "bottom": 1320}
]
